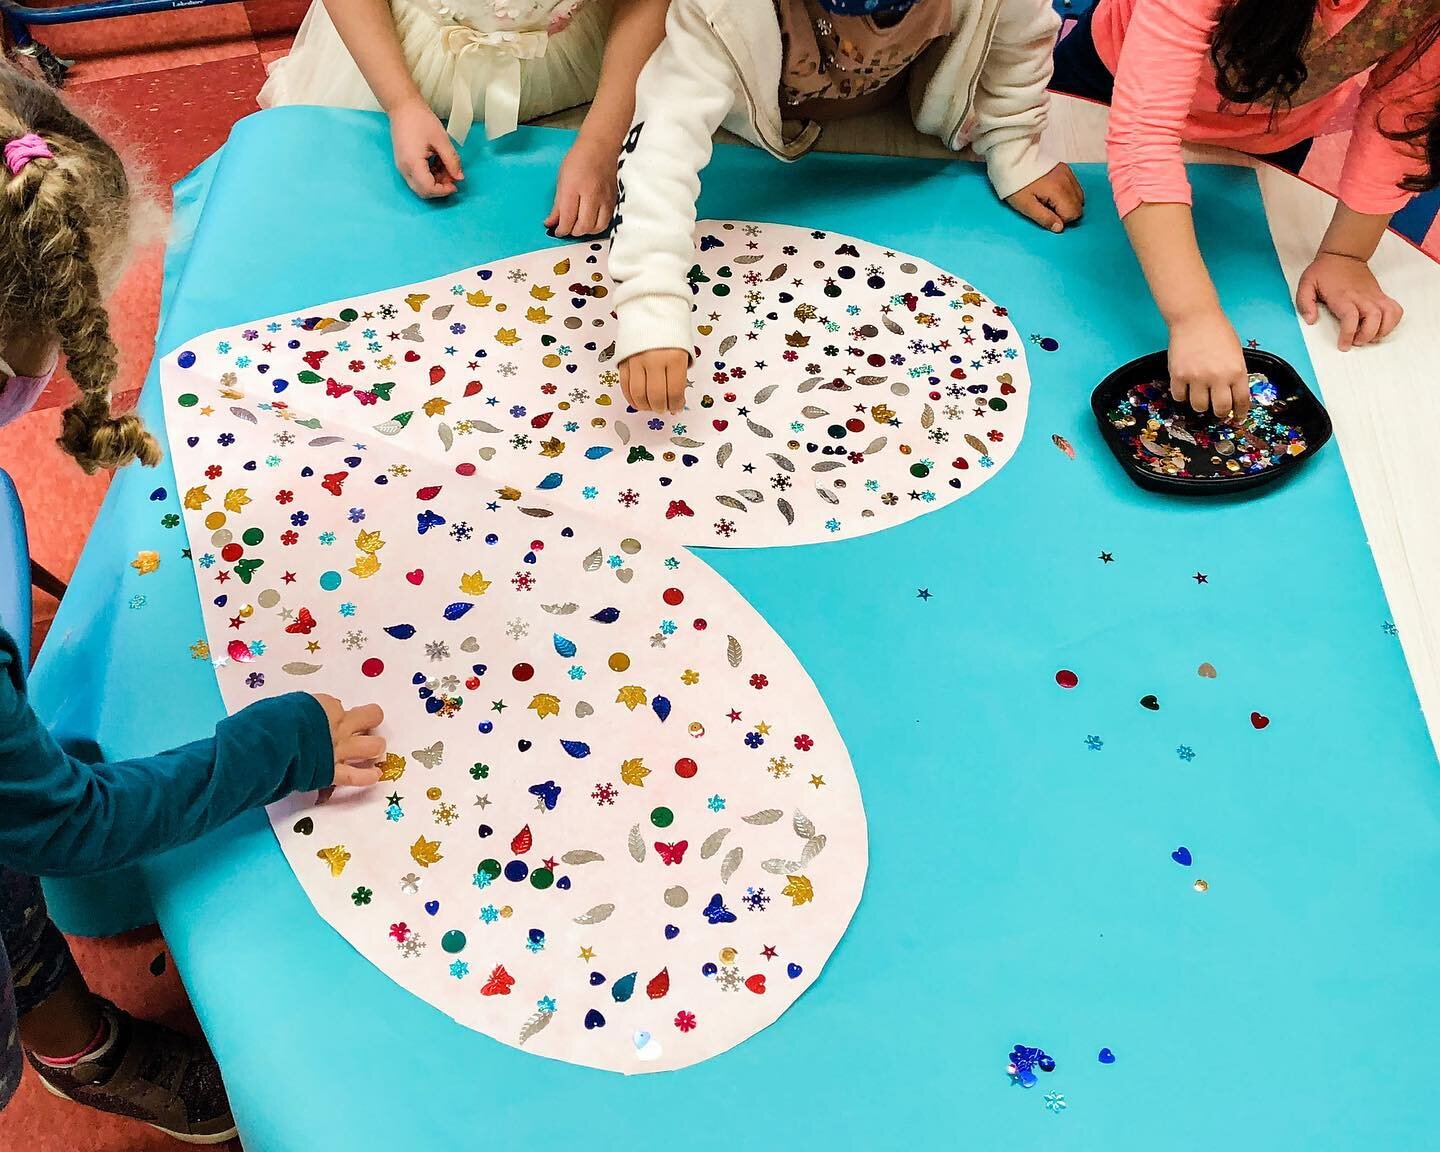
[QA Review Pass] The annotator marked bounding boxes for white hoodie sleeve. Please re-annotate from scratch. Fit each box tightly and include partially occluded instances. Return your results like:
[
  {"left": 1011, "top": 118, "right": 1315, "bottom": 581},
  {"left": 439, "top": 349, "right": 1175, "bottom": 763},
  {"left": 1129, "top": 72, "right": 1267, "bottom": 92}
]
[
  {"left": 967, "top": 0, "right": 1060, "bottom": 200},
  {"left": 608, "top": 2, "right": 741, "bottom": 364}
]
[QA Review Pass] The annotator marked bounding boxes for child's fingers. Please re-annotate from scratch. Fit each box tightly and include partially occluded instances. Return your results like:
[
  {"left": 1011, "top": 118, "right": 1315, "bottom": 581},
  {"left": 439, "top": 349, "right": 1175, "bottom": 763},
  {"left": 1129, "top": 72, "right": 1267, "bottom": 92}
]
[
  {"left": 1208, "top": 378, "right": 1234, "bottom": 419},
  {"left": 332, "top": 763, "right": 382, "bottom": 789},
  {"left": 336, "top": 732, "right": 386, "bottom": 765},
  {"left": 339, "top": 702, "right": 385, "bottom": 739},
  {"left": 1187, "top": 378, "right": 1211, "bottom": 415},
  {"left": 552, "top": 195, "right": 580, "bottom": 237},
  {"left": 643, "top": 363, "right": 670, "bottom": 413},
  {"left": 1228, "top": 377, "right": 1251, "bottom": 420},
  {"left": 1295, "top": 274, "right": 1320, "bottom": 324},
  {"left": 589, "top": 199, "right": 613, "bottom": 236},
  {"left": 433, "top": 134, "right": 464, "bottom": 182},
  {"left": 1377, "top": 297, "right": 1404, "bottom": 340},
  {"left": 406, "top": 160, "right": 445, "bottom": 199},
  {"left": 619, "top": 361, "right": 637, "bottom": 409},
  {"left": 1051, "top": 176, "right": 1085, "bottom": 224},
  {"left": 1353, "top": 303, "right": 1383, "bottom": 347},
  {"left": 1030, "top": 196, "right": 1066, "bottom": 233},
  {"left": 1334, "top": 301, "right": 1361, "bottom": 351}
]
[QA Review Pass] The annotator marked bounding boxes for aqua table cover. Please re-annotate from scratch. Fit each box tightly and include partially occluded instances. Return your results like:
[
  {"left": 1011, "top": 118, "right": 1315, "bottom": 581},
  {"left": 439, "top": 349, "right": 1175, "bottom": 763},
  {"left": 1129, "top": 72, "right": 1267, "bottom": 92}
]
[{"left": 30, "top": 108, "right": 1439, "bottom": 1150}]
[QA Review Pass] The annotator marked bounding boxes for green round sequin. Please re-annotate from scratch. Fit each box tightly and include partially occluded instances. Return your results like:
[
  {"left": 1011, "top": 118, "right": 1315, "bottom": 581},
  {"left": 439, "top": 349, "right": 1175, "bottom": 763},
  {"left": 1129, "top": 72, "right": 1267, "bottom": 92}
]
[
  {"left": 340, "top": 308, "right": 359, "bottom": 322},
  {"left": 441, "top": 930, "right": 466, "bottom": 954},
  {"left": 241, "top": 527, "right": 264, "bottom": 546},
  {"left": 988, "top": 397, "right": 1008, "bottom": 412},
  {"left": 177, "top": 394, "right": 198, "bottom": 408},
  {"left": 909, "top": 462, "right": 930, "bottom": 478},
  {"left": 530, "top": 868, "right": 554, "bottom": 890},
  {"left": 478, "top": 858, "right": 501, "bottom": 879},
  {"left": 650, "top": 807, "right": 674, "bottom": 829}
]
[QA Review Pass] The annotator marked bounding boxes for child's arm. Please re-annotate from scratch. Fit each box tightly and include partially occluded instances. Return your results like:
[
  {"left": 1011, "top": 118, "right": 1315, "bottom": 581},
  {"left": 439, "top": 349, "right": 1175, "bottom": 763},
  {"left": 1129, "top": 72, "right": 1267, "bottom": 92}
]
[
  {"left": 608, "top": 0, "right": 738, "bottom": 413},
  {"left": 0, "top": 629, "right": 382, "bottom": 877},
  {"left": 322, "top": 0, "right": 465, "bottom": 198},
  {"left": 1295, "top": 40, "right": 1440, "bottom": 349},
  {"left": 1124, "top": 202, "right": 1249, "bottom": 418},
  {"left": 546, "top": 0, "right": 670, "bottom": 238},
  {"left": 967, "top": 0, "right": 1084, "bottom": 231},
  {"left": 1105, "top": 0, "right": 1249, "bottom": 417},
  {"left": 1295, "top": 205, "right": 1400, "bottom": 351}
]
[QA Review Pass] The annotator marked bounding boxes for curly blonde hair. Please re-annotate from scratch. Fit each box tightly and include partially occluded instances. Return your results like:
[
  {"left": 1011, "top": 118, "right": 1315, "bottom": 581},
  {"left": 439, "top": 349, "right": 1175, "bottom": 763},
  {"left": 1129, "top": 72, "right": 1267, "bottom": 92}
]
[{"left": 0, "top": 63, "right": 161, "bottom": 472}]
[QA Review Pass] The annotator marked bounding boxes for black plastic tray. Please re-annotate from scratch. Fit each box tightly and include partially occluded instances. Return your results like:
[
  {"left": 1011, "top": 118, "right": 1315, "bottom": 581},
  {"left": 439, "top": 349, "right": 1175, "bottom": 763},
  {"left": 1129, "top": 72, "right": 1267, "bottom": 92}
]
[{"left": 1090, "top": 348, "right": 1332, "bottom": 496}]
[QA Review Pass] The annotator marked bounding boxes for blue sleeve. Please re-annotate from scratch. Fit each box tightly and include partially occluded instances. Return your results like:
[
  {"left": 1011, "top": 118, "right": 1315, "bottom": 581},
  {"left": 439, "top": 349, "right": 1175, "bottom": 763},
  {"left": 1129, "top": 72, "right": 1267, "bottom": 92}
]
[{"left": 0, "top": 626, "right": 334, "bottom": 877}]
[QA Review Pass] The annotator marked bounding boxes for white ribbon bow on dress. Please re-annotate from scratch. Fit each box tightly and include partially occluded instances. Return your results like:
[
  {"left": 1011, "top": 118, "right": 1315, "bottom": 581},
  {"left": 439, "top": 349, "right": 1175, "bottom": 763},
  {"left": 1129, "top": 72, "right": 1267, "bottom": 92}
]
[{"left": 440, "top": 26, "right": 550, "bottom": 144}]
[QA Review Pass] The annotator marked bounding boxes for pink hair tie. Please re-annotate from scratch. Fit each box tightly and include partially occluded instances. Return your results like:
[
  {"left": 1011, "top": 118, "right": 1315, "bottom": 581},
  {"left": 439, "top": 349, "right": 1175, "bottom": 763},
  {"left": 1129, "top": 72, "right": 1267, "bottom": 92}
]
[{"left": 4, "top": 133, "right": 54, "bottom": 175}]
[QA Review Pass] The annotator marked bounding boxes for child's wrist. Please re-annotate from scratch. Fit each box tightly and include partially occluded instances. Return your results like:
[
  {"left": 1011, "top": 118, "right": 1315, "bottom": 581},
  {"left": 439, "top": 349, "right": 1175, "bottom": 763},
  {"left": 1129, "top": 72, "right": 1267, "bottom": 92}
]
[
  {"left": 382, "top": 88, "right": 429, "bottom": 117},
  {"left": 1314, "top": 247, "right": 1369, "bottom": 266},
  {"left": 1162, "top": 296, "right": 1223, "bottom": 329}
]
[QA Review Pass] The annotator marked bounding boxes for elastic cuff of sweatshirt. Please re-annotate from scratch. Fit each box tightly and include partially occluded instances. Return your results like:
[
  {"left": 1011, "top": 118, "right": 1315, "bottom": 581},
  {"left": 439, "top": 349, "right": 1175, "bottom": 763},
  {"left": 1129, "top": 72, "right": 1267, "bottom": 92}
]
[
  {"left": 615, "top": 295, "right": 695, "bottom": 365},
  {"left": 242, "top": 691, "right": 336, "bottom": 793},
  {"left": 984, "top": 140, "right": 1062, "bottom": 203}
]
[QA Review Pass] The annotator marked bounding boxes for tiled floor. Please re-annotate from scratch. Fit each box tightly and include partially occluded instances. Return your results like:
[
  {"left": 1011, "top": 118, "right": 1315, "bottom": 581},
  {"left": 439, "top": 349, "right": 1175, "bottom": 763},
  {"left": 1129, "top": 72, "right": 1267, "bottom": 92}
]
[{"left": 0, "top": 7, "right": 1438, "bottom": 1147}]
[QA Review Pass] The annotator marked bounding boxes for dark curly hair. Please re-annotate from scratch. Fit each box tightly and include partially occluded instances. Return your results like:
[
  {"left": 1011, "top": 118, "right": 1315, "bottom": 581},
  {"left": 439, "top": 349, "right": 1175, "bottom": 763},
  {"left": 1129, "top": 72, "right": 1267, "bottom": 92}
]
[{"left": 1210, "top": 0, "right": 1440, "bottom": 194}]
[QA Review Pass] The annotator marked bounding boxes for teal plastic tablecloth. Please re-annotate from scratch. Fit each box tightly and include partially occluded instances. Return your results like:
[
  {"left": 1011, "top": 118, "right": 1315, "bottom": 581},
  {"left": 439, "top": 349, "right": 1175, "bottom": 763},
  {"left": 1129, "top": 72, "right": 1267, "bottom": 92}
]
[{"left": 31, "top": 108, "right": 1439, "bottom": 1150}]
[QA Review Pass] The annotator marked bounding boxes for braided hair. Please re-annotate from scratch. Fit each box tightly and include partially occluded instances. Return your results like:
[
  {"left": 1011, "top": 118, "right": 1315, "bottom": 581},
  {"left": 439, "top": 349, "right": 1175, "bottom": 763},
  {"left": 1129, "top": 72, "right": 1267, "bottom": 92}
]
[{"left": 0, "top": 63, "right": 161, "bottom": 472}]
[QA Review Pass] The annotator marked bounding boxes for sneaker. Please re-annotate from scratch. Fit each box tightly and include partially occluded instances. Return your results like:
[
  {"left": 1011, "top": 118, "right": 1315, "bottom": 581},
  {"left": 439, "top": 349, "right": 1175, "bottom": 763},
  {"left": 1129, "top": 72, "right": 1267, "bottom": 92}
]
[{"left": 27, "top": 1000, "right": 238, "bottom": 1145}]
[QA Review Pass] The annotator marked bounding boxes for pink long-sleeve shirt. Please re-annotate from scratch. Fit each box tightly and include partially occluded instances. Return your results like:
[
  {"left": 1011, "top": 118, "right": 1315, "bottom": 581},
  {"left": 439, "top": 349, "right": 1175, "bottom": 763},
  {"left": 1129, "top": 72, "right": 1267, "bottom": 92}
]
[{"left": 1092, "top": 0, "right": 1440, "bottom": 217}]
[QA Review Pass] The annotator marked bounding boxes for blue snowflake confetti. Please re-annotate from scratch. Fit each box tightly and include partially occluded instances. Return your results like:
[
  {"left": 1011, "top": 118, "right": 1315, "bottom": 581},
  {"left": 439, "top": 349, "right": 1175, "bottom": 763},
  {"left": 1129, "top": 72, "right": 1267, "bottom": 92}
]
[
  {"left": 1084, "top": 735, "right": 1104, "bottom": 751},
  {"left": 450, "top": 960, "right": 469, "bottom": 979},
  {"left": 707, "top": 795, "right": 726, "bottom": 812},
  {"left": 1177, "top": 745, "right": 1196, "bottom": 762}
]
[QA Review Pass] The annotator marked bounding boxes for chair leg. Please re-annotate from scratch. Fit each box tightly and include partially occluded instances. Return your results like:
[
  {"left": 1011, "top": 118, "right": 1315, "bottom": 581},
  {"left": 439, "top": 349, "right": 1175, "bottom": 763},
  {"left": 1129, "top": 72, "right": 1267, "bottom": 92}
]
[{"left": 31, "top": 561, "right": 68, "bottom": 602}]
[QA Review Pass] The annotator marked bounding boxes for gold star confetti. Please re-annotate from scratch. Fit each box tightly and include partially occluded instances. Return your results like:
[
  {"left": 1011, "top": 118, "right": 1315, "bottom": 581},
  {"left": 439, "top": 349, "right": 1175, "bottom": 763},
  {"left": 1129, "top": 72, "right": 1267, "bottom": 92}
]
[
  {"left": 755, "top": 721, "right": 772, "bottom": 736},
  {"left": 578, "top": 945, "right": 595, "bottom": 961},
  {"left": 809, "top": 774, "right": 826, "bottom": 788}
]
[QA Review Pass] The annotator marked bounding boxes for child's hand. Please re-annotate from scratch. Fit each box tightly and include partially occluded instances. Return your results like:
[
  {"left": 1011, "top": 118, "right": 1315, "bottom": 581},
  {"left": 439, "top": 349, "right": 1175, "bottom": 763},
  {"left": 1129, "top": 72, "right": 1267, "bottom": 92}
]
[
  {"left": 620, "top": 349, "right": 689, "bottom": 413},
  {"left": 390, "top": 98, "right": 464, "bottom": 200},
  {"left": 1295, "top": 252, "right": 1403, "bottom": 351},
  {"left": 545, "top": 136, "right": 618, "bottom": 238},
  {"left": 1167, "top": 307, "right": 1250, "bottom": 420},
  {"left": 1005, "top": 163, "right": 1085, "bottom": 233},
  {"left": 312, "top": 694, "right": 386, "bottom": 788}
]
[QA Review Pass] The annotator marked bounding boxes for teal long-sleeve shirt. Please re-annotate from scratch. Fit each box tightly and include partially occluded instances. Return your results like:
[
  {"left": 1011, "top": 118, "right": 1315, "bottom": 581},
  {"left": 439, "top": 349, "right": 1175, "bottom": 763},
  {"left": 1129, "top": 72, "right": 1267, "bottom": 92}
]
[{"left": 0, "top": 624, "right": 334, "bottom": 877}]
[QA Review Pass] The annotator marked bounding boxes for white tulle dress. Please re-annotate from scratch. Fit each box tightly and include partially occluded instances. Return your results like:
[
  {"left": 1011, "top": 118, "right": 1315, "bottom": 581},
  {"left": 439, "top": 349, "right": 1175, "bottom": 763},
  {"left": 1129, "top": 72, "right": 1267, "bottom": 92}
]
[{"left": 259, "top": 0, "right": 612, "bottom": 143}]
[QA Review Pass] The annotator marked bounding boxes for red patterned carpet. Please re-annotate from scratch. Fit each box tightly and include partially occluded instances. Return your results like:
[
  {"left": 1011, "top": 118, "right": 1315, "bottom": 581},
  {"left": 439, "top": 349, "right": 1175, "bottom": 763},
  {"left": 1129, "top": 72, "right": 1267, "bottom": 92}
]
[{"left": 1, "top": 6, "right": 1438, "bottom": 1148}]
